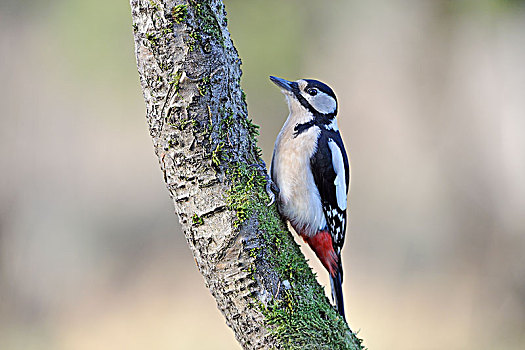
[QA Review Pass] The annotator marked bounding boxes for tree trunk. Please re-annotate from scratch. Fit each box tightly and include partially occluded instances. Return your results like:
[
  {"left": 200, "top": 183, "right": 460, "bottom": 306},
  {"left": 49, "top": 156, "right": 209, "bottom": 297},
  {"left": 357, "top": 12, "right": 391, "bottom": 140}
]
[{"left": 129, "top": 0, "right": 364, "bottom": 348}]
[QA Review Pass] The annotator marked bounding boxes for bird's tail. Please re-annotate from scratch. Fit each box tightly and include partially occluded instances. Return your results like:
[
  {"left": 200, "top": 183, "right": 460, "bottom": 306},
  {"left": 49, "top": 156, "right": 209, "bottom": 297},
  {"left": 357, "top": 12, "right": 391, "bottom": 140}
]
[
  {"left": 300, "top": 230, "right": 346, "bottom": 320},
  {"left": 329, "top": 264, "right": 345, "bottom": 321}
]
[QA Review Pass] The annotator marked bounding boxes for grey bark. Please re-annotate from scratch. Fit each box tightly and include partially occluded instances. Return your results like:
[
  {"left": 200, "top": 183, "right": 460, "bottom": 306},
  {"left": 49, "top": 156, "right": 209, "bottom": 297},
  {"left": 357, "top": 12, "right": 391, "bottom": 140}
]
[{"left": 130, "top": 1, "right": 363, "bottom": 349}]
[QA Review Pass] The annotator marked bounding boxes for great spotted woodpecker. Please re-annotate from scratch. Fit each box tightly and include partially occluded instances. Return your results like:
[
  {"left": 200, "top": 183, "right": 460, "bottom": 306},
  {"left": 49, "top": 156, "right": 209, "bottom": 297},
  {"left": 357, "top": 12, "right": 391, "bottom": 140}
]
[{"left": 269, "top": 76, "right": 350, "bottom": 320}]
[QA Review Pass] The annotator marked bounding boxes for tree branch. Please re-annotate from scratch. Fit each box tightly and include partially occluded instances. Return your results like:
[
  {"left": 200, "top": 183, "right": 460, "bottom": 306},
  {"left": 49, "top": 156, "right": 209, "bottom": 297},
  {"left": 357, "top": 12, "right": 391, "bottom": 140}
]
[{"left": 129, "top": 0, "right": 364, "bottom": 348}]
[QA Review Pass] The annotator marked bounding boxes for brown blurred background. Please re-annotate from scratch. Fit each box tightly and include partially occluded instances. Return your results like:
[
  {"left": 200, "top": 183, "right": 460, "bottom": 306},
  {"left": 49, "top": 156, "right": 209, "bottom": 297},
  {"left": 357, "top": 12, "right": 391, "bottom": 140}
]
[{"left": 1, "top": 0, "right": 525, "bottom": 349}]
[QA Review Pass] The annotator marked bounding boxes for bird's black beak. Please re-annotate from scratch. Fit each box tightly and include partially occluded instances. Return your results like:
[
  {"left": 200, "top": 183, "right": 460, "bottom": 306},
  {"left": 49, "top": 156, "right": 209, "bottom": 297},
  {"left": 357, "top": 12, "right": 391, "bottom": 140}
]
[{"left": 270, "top": 76, "right": 293, "bottom": 92}]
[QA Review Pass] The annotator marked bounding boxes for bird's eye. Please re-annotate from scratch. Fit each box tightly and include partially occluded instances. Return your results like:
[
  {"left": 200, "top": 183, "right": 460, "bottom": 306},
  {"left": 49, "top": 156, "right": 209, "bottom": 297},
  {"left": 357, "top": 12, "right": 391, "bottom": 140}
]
[{"left": 306, "top": 88, "right": 318, "bottom": 96}]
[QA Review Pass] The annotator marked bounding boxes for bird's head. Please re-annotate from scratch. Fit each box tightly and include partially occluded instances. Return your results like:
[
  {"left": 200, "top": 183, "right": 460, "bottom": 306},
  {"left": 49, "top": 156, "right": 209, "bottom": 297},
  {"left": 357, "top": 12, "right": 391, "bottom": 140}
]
[{"left": 270, "top": 76, "right": 338, "bottom": 120}]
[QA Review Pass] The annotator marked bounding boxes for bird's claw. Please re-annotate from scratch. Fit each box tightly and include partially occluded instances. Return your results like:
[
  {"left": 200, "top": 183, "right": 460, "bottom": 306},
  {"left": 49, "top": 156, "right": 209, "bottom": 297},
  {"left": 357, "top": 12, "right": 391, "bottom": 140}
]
[
  {"left": 248, "top": 161, "right": 280, "bottom": 207},
  {"left": 265, "top": 177, "right": 280, "bottom": 207}
]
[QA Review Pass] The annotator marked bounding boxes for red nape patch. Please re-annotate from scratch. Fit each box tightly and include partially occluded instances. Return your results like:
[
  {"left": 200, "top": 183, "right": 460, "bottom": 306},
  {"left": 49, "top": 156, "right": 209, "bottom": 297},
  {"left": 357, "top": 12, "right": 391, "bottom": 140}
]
[{"left": 301, "top": 231, "right": 338, "bottom": 277}]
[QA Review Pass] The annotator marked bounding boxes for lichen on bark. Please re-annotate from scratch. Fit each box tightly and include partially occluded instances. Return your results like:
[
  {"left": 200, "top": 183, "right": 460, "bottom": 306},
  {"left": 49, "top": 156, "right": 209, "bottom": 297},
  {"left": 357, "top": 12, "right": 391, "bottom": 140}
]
[{"left": 130, "top": 0, "right": 364, "bottom": 348}]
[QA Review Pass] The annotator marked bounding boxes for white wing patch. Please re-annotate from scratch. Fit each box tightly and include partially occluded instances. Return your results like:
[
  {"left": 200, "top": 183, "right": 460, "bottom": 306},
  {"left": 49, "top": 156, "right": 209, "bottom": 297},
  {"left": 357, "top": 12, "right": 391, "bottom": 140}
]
[{"left": 328, "top": 139, "right": 347, "bottom": 211}]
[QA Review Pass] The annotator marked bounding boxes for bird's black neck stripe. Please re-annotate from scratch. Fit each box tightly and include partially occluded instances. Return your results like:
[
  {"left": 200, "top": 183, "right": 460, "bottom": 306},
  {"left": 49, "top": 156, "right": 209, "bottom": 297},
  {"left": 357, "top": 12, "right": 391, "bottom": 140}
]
[{"left": 293, "top": 116, "right": 334, "bottom": 137}]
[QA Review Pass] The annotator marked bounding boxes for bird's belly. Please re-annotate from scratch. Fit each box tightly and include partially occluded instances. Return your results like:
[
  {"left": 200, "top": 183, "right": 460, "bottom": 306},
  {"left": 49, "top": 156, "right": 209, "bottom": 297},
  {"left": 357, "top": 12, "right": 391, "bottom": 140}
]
[{"left": 273, "top": 129, "right": 326, "bottom": 237}]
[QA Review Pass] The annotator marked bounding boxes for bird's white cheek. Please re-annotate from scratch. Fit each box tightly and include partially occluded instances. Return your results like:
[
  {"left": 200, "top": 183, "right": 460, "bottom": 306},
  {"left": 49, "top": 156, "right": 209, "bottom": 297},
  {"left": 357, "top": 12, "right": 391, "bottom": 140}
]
[
  {"left": 303, "top": 92, "right": 337, "bottom": 115},
  {"left": 314, "top": 94, "right": 337, "bottom": 114}
]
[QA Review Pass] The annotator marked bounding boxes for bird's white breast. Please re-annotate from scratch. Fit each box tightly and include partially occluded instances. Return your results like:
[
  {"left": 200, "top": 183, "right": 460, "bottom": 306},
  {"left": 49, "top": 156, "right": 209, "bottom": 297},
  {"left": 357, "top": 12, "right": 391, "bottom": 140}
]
[{"left": 272, "top": 118, "right": 326, "bottom": 237}]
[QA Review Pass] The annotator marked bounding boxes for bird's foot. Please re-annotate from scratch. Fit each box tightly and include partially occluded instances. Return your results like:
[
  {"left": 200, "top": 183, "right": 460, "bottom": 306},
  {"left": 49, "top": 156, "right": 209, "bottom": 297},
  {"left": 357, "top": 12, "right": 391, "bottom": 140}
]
[
  {"left": 248, "top": 161, "right": 280, "bottom": 206},
  {"left": 265, "top": 176, "right": 280, "bottom": 206}
]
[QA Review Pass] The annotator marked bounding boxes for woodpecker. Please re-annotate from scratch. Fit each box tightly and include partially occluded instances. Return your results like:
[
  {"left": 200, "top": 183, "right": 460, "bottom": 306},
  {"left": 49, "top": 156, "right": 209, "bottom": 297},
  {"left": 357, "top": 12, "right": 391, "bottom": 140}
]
[{"left": 269, "top": 76, "right": 350, "bottom": 320}]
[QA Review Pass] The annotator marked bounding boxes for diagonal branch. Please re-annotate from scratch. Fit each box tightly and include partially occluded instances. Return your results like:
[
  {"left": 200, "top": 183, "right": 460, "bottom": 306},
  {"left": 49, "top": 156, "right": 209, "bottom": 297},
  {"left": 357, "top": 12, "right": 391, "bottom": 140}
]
[{"left": 129, "top": 0, "right": 364, "bottom": 348}]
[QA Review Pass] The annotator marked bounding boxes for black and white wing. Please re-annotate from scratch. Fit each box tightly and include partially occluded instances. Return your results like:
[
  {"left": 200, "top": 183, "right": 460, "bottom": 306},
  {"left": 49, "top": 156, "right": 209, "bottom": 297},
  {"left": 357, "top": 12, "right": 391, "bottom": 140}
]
[{"left": 310, "top": 130, "right": 350, "bottom": 257}]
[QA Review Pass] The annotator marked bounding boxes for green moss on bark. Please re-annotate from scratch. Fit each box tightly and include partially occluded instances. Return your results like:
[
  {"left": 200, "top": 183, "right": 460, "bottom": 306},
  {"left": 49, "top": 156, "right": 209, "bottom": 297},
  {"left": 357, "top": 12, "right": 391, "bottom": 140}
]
[
  {"left": 172, "top": 4, "right": 188, "bottom": 23},
  {"left": 189, "top": 0, "right": 225, "bottom": 46}
]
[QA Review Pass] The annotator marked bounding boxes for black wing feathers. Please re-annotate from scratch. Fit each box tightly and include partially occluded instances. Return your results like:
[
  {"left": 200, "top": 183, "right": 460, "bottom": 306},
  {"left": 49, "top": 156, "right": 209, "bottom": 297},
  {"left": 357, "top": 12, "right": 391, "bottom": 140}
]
[{"left": 310, "top": 129, "right": 349, "bottom": 258}]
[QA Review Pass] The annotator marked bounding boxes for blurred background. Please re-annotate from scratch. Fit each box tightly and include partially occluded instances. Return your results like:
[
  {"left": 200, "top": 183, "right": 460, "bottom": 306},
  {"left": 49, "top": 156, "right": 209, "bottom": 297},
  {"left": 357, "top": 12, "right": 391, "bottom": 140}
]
[{"left": 1, "top": 0, "right": 525, "bottom": 349}]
